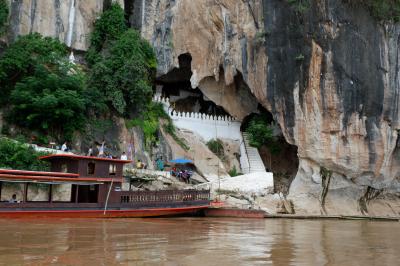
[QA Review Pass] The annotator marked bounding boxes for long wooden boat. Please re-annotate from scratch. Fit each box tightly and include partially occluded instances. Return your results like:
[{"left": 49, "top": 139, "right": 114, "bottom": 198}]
[{"left": 0, "top": 154, "right": 210, "bottom": 218}]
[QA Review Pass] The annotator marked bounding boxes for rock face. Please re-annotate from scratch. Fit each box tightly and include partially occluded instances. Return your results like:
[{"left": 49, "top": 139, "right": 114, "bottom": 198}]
[
  {"left": 5, "top": 0, "right": 125, "bottom": 50},
  {"left": 142, "top": 0, "right": 265, "bottom": 120},
  {"left": 263, "top": 1, "right": 400, "bottom": 216},
  {"left": 142, "top": 0, "right": 400, "bottom": 216},
  {"left": 4, "top": 0, "right": 400, "bottom": 215}
]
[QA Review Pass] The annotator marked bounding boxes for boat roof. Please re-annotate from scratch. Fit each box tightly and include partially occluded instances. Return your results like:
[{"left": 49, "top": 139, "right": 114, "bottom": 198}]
[
  {"left": 40, "top": 154, "right": 132, "bottom": 164},
  {"left": 0, "top": 169, "right": 79, "bottom": 178},
  {"left": 0, "top": 172, "right": 121, "bottom": 185}
]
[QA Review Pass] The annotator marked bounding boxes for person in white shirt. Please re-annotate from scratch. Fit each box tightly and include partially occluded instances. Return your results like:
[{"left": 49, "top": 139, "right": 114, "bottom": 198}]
[
  {"left": 61, "top": 142, "right": 68, "bottom": 152},
  {"left": 120, "top": 152, "right": 128, "bottom": 160}
]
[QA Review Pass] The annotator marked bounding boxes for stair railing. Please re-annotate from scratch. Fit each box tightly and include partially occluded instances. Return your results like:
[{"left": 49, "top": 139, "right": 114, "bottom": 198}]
[{"left": 241, "top": 132, "right": 252, "bottom": 173}]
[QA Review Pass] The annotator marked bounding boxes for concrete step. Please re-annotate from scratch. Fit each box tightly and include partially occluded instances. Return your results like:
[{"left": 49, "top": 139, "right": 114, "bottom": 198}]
[{"left": 241, "top": 132, "right": 267, "bottom": 173}]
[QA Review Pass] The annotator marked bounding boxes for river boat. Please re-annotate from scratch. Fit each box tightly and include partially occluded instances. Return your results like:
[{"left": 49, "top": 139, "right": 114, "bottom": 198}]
[{"left": 0, "top": 154, "right": 210, "bottom": 218}]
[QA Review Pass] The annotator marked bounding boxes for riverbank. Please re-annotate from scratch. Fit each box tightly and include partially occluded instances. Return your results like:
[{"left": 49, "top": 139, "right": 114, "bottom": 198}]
[
  {"left": 204, "top": 207, "right": 400, "bottom": 221},
  {"left": 265, "top": 214, "right": 400, "bottom": 221}
]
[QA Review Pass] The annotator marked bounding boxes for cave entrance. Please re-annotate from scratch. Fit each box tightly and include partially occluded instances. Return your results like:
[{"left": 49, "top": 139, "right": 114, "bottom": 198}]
[
  {"left": 241, "top": 106, "right": 299, "bottom": 195},
  {"left": 156, "top": 53, "right": 230, "bottom": 116}
]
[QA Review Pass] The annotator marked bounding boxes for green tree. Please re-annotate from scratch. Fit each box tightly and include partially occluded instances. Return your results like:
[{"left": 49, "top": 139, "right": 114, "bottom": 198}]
[
  {"left": 0, "top": 33, "right": 67, "bottom": 103},
  {"left": 85, "top": 3, "right": 128, "bottom": 66},
  {"left": 0, "top": 33, "right": 86, "bottom": 142},
  {"left": 0, "top": 138, "right": 50, "bottom": 171},
  {"left": 89, "top": 24, "right": 157, "bottom": 116},
  {"left": 246, "top": 115, "right": 274, "bottom": 148}
]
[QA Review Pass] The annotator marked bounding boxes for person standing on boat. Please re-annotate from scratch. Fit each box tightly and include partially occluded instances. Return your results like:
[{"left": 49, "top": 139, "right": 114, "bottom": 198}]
[
  {"left": 61, "top": 142, "right": 68, "bottom": 152},
  {"left": 98, "top": 141, "right": 105, "bottom": 157},
  {"left": 87, "top": 146, "right": 93, "bottom": 156},
  {"left": 120, "top": 152, "right": 128, "bottom": 160}
]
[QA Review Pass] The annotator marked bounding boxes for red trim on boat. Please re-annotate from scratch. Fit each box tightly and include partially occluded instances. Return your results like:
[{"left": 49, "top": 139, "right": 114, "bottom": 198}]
[
  {"left": 40, "top": 154, "right": 132, "bottom": 164},
  {"left": 0, "top": 169, "right": 78, "bottom": 177},
  {"left": 0, "top": 205, "right": 210, "bottom": 218}
]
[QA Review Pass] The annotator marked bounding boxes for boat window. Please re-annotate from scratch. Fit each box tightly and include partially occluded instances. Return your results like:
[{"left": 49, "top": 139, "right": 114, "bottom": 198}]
[
  {"left": 109, "top": 164, "right": 116, "bottom": 175},
  {"left": 61, "top": 164, "right": 68, "bottom": 173},
  {"left": 87, "top": 162, "right": 95, "bottom": 175},
  {"left": 27, "top": 183, "right": 50, "bottom": 202},
  {"left": 51, "top": 184, "right": 72, "bottom": 202},
  {"left": 0, "top": 182, "right": 24, "bottom": 202}
]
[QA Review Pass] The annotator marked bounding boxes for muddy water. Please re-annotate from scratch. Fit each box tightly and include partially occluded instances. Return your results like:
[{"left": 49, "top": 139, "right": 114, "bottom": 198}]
[{"left": 0, "top": 218, "right": 399, "bottom": 265}]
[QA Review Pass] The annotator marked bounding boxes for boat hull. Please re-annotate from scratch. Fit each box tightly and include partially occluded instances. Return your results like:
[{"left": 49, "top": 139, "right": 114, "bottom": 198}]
[
  {"left": 203, "top": 208, "right": 266, "bottom": 218},
  {"left": 0, "top": 205, "right": 210, "bottom": 218}
]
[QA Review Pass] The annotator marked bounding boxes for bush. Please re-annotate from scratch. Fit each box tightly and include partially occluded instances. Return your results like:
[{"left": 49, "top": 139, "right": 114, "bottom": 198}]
[
  {"left": 228, "top": 166, "right": 241, "bottom": 177},
  {"left": 245, "top": 114, "right": 282, "bottom": 155},
  {"left": 0, "top": 138, "right": 50, "bottom": 171},
  {"left": 207, "top": 139, "right": 224, "bottom": 158},
  {"left": 245, "top": 115, "right": 274, "bottom": 148},
  {"left": 126, "top": 102, "right": 169, "bottom": 149}
]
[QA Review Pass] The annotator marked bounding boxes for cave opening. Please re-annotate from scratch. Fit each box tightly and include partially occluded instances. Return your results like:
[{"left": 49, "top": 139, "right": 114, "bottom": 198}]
[
  {"left": 157, "top": 53, "right": 299, "bottom": 194},
  {"left": 241, "top": 105, "right": 299, "bottom": 195},
  {"left": 156, "top": 53, "right": 230, "bottom": 117},
  {"left": 124, "top": 0, "right": 134, "bottom": 27}
]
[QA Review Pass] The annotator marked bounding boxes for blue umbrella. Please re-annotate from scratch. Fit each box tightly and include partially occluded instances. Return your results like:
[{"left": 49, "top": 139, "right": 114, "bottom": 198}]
[{"left": 169, "top": 158, "right": 193, "bottom": 164}]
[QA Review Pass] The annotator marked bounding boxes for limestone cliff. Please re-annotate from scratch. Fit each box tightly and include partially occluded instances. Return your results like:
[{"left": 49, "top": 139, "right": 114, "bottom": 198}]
[
  {"left": 4, "top": 0, "right": 123, "bottom": 50},
  {"left": 4, "top": 0, "right": 400, "bottom": 216},
  {"left": 141, "top": 0, "right": 400, "bottom": 216}
]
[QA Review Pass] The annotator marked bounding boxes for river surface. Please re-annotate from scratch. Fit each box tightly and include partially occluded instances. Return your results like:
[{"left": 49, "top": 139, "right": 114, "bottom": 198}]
[{"left": 0, "top": 218, "right": 398, "bottom": 265}]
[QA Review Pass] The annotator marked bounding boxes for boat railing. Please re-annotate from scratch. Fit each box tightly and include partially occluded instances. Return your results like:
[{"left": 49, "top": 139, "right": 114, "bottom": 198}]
[{"left": 119, "top": 189, "right": 210, "bottom": 204}]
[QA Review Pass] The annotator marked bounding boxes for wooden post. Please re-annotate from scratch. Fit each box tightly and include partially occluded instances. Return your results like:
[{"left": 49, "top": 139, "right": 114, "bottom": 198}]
[
  {"left": 75, "top": 185, "right": 79, "bottom": 203},
  {"left": 49, "top": 184, "right": 53, "bottom": 203},
  {"left": 23, "top": 183, "right": 28, "bottom": 203}
]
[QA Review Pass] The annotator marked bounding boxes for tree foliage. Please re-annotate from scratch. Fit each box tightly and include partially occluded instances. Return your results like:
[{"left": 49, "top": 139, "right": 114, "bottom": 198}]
[
  {"left": 126, "top": 102, "right": 168, "bottom": 149},
  {"left": 0, "top": 33, "right": 86, "bottom": 142},
  {"left": 87, "top": 3, "right": 157, "bottom": 116},
  {"left": 286, "top": 0, "right": 310, "bottom": 14},
  {"left": 0, "top": 138, "right": 50, "bottom": 171},
  {"left": 246, "top": 115, "right": 274, "bottom": 148},
  {"left": 85, "top": 3, "right": 128, "bottom": 66},
  {"left": 0, "top": 33, "right": 67, "bottom": 102},
  {"left": 0, "top": 0, "right": 8, "bottom": 33}
]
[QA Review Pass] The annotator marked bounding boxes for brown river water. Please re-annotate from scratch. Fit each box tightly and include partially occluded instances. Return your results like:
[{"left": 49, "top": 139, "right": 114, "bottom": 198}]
[{"left": 0, "top": 218, "right": 398, "bottom": 266}]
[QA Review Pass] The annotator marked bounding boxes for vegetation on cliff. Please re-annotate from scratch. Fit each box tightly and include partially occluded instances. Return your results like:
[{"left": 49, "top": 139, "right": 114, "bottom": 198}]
[
  {"left": 0, "top": 138, "right": 50, "bottom": 171},
  {"left": 86, "top": 3, "right": 128, "bottom": 66},
  {"left": 246, "top": 115, "right": 281, "bottom": 155},
  {"left": 344, "top": 0, "right": 400, "bottom": 22},
  {"left": 87, "top": 3, "right": 156, "bottom": 116},
  {"left": 0, "top": 0, "right": 8, "bottom": 34},
  {"left": 0, "top": 3, "right": 156, "bottom": 148},
  {"left": 0, "top": 33, "right": 86, "bottom": 142},
  {"left": 207, "top": 139, "right": 224, "bottom": 159},
  {"left": 88, "top": 29, "right": 156, "bottom": 115}
]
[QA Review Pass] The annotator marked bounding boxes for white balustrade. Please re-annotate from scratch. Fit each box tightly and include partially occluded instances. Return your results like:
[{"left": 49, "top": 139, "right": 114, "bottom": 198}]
[{"left": 152, "top": 95, "right": 242, "bottom": 141}]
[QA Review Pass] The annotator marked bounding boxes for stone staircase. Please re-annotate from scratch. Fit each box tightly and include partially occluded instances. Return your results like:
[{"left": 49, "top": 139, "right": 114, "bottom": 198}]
[{"left": 241, "top": 132, "right": 266, "bottom": 174}]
